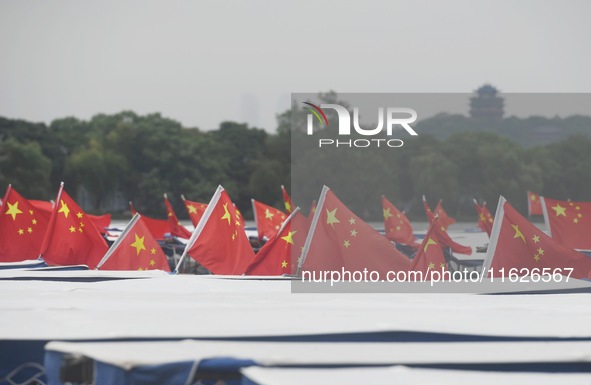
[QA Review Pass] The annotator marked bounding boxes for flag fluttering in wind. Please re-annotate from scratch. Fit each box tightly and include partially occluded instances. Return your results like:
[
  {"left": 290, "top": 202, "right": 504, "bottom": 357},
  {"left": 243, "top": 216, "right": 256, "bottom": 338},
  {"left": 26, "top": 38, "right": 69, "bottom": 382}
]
[
  {"left": 409, "top": 216, "right": 448, "bottom": 280},
  {"left": 474, "top": 199, "right": 493, "bottom": 236},
  {"left": 300, "top": 186, "right": 411, "bottom": 278},
  {"left": 245, "top": 208, "right": 308, "bottom": 276},
  {"left": 176, "top": 186, "right": 255, "bottom": 275},
  {"left": 527, "top": 191, "right": 543, "bottom": 216},
  {"left": 39, "top": 183, "right": 108, "bottom": 268},
  {"left": 423, "top": 195, "right": 471, "bottom": 255},
  {"left": 96, "top": 213, "right": 170, "bottom": 271},
  {"left": 129, "top": 201, "right": 171, "bottom": 241},
  {"left": 382, "top": 195, "right": 419, "bottom": 247},
  {"left": 483, "top": 196, "right": 591, "bottom": 279},
  {"left": 252, "top": 199, "right": 287, "bottom": 240},
  {"left": 281, "top": 185, "right": 293, "bottom": 213},
  {"left": 181, "top": 195, "right": 208, "bottom": 227},
  {"left": 434, "top": 200, "right": 456, "bottom": 230},
  {"left": 0, "top": 185, "right": 50, "bottom": 262},
  {"left": 541, "top": 197, "right": 591, "bottom": 250},
  {"left": 164, "top": 194, "right": 192, "bottom": 239},
  {"left": 88, "top": 214, "right": 111, "bottom": 235}
]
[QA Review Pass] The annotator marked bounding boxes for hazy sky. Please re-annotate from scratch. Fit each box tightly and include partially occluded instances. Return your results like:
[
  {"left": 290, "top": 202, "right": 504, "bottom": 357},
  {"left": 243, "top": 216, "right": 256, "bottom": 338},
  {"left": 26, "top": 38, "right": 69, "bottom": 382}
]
[{"left": 1, "top": 0, "right": 590, "bottom": 131}]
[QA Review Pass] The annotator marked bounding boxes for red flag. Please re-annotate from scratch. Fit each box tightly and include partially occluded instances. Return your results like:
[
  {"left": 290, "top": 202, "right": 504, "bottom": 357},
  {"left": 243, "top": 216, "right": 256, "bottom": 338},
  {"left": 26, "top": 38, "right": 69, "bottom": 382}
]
[
  {"left": 527, "top": 191, "right": 543, "bottom": 216},
  {"left": 29, "top": 200, "right": 54, "bottom": 223},
  {"left": 474, "top": 199, "right": 493, "bottom": 236},
  {"left": 252, "top": 199, "right": 287, "bottom": 240},
  {"left": 541, "top": 197, "right": 591, "bottom": 250},
  {"left": 382, "top": 195, "right": 419, "bottom": 247},
  {"left": 424, "top": 195, "right": 471, "bottom": 255},
  {"left": 281, "top": 185, "right": 293, "bottom": 213},
  {"left": 129, "top": 201, "right": 171, "bottom": 241},
  {"left": 245, "top": 208, "right": 308, "bottom": 275},
  {"left": 0, "top": 186, "right": 50, "bottom": 262},
  {"left": 484, "top": 196, "right": 591, "bottom": 279},
  {"left": 409, "top": 217, "right": 448, "bottom": 280},
  {"left": 88, "top": 213, "right": 111, "bottom": 235},
  {"left": 39, "top": 184, "right": 108, "bottom": 268},
  {"left": 301, "top": 187, "right": 411, "bottom": 278},
  {"left": 97, "top": 214, "right": 170, "bottom": 271},
  {"left": 431, "top": 219, "right": 472, "bottom": 255},
  {"left": 181, "top": 186, "right": 255, "bottom": 275},
  {"left": 181, "top": 195, "right": 208, "bottom": 227},
  {"left": 434, "top": 200, "right": 455, "bottom": 230},
  {"left": 164, "top": 194, "right": 192, "bottom": 239}
]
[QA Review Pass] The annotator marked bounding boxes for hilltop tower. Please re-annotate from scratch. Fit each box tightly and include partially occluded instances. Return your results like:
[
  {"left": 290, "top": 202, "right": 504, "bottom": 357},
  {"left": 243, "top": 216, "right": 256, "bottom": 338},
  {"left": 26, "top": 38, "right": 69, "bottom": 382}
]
[{"left": 470, "top": 84, "right": 504, "bottom": 119}]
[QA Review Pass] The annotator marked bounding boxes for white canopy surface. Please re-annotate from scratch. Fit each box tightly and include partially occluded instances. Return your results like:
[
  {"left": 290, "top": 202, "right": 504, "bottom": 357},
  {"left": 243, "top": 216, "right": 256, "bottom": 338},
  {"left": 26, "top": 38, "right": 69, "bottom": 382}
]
[
  {"left": 1, "top": 274, "right": 591, "bottom": 340},
  {"left": 241, "top": 366, "right": 591, "bottom": 385}
]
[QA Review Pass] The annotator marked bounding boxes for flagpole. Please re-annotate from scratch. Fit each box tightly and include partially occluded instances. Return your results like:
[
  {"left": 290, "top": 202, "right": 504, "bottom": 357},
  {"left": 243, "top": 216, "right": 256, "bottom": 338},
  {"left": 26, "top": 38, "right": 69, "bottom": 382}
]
[
  {"left": 251, "top": 199, "right": 259, "bottom": 240},
  {"left": 38, "top": 182, "right": 64, "bottom": 261},
  {"left": 296, "top": 185, "right": 329, "bottom": 275},
  {"left": 95, "top": 213, "right": 141, "bottom": 269},
  {"left": 173, "top": 185, "right": 224, "bottom": 274},
  {"left": 481, "top": 196, "right": 506, "bottom": 275},
  {"left": 276, "top": 207, "right": 300, "bottom": 236},
  {"left": 540, "top": 196, "right": 551, "bottom": 237},
  {"left": 0, "top": 184, "right": 12, "bottom": 217}
]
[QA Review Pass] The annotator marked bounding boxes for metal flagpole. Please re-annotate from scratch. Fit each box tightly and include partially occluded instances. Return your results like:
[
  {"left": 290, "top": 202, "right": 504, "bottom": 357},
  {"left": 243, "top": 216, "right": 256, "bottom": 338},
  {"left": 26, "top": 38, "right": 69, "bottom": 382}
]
[{"left": 173, "top": 185, "right": 224, "bottom": 274}]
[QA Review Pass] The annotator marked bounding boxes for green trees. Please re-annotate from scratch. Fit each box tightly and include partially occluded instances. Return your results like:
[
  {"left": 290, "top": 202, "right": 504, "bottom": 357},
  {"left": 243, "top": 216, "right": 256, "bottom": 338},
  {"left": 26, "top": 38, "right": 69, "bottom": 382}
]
[
  {"left": 0, "top": 138, "right": 51, "bottom": 198},
  {"left": 0, "top": 106, "right": 590, "bottom": 221}
]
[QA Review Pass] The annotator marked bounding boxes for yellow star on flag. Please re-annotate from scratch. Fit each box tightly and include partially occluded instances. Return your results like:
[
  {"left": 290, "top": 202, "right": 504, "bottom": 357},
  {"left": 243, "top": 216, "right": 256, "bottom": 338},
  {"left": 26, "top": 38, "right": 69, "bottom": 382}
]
[
  {"left": 281, "top": 230, "right": 296, "bottom": 245},
  {"left": 5, "top": 201, "right": 23, "bottom": 220},
  {"left": 149, "top": 259, "right": 156, "bottom": 267},
  {"left": 552, "top": 204, "right": 566, "bottom": 217},
  {"left": 151, "top": 247, "right": 156, "bottom": 255},
  {"left": 428, "top": 262, "right": 435, "bottom": 269},
  {"left": 383, "top": 208, "right": 393, "bottom": 220},
  {"left": 343, "top": 240, "right": 351, "bottom": 248},
  {"left": 221, "top": 203, "right": 231, "bottom": 225},
  {"left": 348, "top": 217, "right": 356, "bottom": 225},
  {"left": 69, "top": 226, "right": 76, "bottom": 233},
  {"left": 76, "top": 212, "right": 83, "bottom": 219},
  {"left": 326, "top": 208, "right": 340, "bottom": 226},
  {"left": 284, "top": 201, "right": 291, "bottom": 212},
  {"left": 265, "top": 209, "right": 274, "bottom": 220},
  {"left": 27, "top": 227, "right": 32, "bottom": 233},
  {"left": 424, "top": 237, "right": 437, "bottom": 252},
  {"left": 18, "top": 228, "right": 24, "bottom": 235},
  {"left": 130, "top": 234, "right": 146, "bottom": 255},
  {"left": 32, "top": 219, "right": 37, "bottom": 225},
  {"left": 58, "top": 200, "right": 70, "bottom": 218},
  {"left": 512, "top": 224, "right": 525, "bottom": 243},
  {"left": 350, "top": 229, "right": 358, "bottom": 237},
  {"left": 281, "top": 260, "right": 288, "bottom": 268},
  {"left": 532, "top": 234, "right": 540, "bottom": 243},
  {"left": 188, "top": 205, "right": 198, "bottom": 214}
]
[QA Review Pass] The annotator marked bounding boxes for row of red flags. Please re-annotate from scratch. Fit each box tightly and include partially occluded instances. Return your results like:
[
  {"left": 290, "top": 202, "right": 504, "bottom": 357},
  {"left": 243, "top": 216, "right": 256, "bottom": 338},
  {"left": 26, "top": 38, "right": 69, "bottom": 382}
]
[{"left": 2, "top": 183, "right": 591, "bottom": 280}]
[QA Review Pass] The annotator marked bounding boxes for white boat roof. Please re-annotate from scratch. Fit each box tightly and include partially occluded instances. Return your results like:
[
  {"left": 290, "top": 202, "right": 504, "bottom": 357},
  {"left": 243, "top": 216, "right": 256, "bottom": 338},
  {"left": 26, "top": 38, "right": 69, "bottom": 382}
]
[
  {"left": 241, "top": 366, "right": 591, "bottom": 385},
  {"left": 2, "top": 274, "right": 591, "bottom": 341}
]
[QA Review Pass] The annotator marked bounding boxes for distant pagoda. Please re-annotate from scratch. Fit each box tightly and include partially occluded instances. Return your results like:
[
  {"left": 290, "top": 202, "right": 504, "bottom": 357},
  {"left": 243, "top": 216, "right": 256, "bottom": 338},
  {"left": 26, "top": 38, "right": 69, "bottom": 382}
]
[{"left": 469, "top": 84, "right": 504, "bottom": 119}]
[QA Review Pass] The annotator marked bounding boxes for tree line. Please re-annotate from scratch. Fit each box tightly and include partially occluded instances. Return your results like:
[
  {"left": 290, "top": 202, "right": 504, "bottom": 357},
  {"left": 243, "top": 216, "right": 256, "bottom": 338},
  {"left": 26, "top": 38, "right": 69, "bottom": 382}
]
[{"left": 1, "top": 96, "right": 590, "bottom": 221}]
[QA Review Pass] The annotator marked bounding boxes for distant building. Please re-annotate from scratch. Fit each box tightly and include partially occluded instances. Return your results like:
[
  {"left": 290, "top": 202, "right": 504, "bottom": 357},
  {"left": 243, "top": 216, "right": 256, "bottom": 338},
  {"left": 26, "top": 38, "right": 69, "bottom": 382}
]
[{"left": 470, "top": 84, "right": 504, "bottom": 119}]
